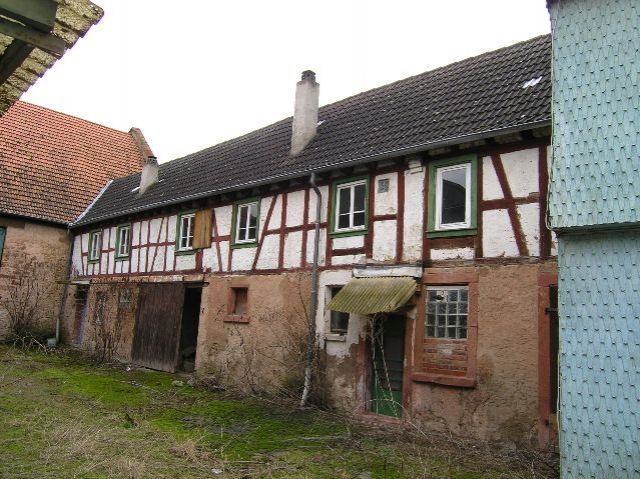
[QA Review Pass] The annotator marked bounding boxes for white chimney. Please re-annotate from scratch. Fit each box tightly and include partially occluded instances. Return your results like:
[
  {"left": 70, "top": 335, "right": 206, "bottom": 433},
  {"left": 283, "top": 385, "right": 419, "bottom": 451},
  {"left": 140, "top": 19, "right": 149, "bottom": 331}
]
[
  {"left": 290, "top": 70, "right": 319, "bottom": 156},
  {"left": 139, "top": 157, "right": 158, "bottom": 194}
]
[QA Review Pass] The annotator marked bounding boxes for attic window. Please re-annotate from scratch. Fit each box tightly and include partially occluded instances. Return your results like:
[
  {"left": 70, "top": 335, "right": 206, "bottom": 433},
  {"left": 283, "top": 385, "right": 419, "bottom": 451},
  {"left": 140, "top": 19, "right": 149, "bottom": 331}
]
[{"left": 522, "top": 76, "right": 543, "bottom": 88}]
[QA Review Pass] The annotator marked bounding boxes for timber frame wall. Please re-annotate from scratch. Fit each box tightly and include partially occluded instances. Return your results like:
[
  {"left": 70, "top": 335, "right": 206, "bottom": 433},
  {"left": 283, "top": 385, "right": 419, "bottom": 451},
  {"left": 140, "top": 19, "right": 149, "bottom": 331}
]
[{"left": 71, "top": 137, "right": 554, "bottom": 278}]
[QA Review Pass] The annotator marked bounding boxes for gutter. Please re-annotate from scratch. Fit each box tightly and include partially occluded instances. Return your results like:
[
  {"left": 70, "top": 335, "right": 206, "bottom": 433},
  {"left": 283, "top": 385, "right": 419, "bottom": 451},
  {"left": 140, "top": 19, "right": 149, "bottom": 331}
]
[{"left": 72, "top": 119, "right": 550, "bottom": 228}]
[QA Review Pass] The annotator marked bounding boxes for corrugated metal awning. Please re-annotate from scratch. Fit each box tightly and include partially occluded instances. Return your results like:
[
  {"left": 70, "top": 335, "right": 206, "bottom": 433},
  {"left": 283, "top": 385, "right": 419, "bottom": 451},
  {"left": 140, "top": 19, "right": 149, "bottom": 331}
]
[{"left": 327, "top": 277, "right": 417, "bottom": 315}]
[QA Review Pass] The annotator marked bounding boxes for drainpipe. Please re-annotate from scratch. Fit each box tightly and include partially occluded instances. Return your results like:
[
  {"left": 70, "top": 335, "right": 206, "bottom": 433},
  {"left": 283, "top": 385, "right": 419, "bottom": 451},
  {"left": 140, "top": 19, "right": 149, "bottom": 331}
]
[
  {"left": 55, "top": 230, "right": 75, "bottom": 345},
  {"left": 300, "top": 172, "right": 322, "bottom": 407}
]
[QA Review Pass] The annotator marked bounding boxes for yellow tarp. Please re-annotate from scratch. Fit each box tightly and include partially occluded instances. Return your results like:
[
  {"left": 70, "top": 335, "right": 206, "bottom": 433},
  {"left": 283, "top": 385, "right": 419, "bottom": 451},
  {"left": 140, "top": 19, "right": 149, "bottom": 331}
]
[{"left": 327, "top": 277, "right": 417, "bottom": 315}]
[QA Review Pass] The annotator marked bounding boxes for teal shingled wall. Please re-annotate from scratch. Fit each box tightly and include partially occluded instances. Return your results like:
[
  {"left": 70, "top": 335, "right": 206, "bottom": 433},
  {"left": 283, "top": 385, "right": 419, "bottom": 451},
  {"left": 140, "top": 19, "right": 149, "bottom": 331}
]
[
  {"left": 548, "top": 0, "right": 640, "bottom": 229},
  {"left": 559, "top": 232, "right": 640, "bottom": 478},
  {"left": 549, "top": 0, "right": 640, "bottom": 476}
]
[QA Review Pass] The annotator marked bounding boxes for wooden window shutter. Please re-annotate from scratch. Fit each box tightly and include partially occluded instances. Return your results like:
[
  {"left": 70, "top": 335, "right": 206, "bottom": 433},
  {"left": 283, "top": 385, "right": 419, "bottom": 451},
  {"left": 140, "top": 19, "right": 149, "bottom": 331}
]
[{"left": 192, "top": 209, "right": 213, "bottom": 249}]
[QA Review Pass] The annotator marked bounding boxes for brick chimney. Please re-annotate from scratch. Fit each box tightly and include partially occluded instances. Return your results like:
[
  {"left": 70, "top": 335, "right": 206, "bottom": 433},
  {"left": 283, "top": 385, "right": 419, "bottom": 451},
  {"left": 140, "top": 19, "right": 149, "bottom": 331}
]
[{"left": 290, "top": 70, "right": 319, "bottom": 156}]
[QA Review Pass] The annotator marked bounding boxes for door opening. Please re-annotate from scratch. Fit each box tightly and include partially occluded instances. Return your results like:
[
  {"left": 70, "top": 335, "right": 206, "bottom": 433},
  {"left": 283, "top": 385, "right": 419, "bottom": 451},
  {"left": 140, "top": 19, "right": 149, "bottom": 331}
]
[
  {"left": 178, "top": 286, "right": 202, "bottom": 372},
  {"left": 548, "top": 285, "right": 559, "bottom": 416},
  {"left": 72, "top": 285, "right": 89, "bottom": 344},
  {"left": 370, "top": 314, "right": 405, "bottom": 418}
]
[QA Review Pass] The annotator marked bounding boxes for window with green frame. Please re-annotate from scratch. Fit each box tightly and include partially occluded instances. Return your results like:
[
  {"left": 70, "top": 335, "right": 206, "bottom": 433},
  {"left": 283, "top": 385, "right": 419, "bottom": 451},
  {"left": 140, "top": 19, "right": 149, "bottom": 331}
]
[
  {"left": 331, "top": 176, "right": 369, "bottom": 237},
  {"left": 231, "top": 198, "right": 260, "bottom": 248},
  {"left": 176, "top": 212, "right": 196, "bottom": 253},
  {"left": 427, "top": 155, "right": 477, "bottom": 238},
  {"left": 115, "top": 224, "right": 131, "bottom": 260},
  {"left": 88, "top": 230, "right": 102, "bottom": 263}
]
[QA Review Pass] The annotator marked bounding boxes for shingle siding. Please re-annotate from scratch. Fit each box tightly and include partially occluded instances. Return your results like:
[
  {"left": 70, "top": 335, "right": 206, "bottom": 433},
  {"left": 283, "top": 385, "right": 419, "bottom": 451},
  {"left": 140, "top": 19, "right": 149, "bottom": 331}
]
[
  {"left": 548, "top": 0, "right": 640, "bottom": 229},
  {"left": 558, "top": 231, "right": 640, "bottom": 478},
  {"left": 74, "top": 34, "right": 551, "bottom": 227}
]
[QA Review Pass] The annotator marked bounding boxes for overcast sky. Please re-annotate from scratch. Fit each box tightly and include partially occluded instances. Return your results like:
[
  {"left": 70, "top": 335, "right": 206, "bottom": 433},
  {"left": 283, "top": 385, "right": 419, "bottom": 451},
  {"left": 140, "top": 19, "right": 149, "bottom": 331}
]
[{"left": 23, "top": 1, "right": 550, "bottom": 163}]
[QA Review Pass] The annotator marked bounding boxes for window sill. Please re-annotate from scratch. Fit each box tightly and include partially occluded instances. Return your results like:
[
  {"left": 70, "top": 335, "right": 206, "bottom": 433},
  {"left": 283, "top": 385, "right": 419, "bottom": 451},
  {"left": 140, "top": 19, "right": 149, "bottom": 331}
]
[
  {"left": 329, "top": 228, "right": 368, "bottom": 239},
  {"left": 231, "top": 241, "right": 258, "bottom": 250},
  {"left": 224, "top": 314, "right": 250, "bottom": 323},
  {"left": 412, "top": 372, "right": 475, "bottom": 388},
  {"left": 114, "top": 256, "right": 130, "bottom": 262},
  {"left": 325, "top": 333, "right": 347, "bottom": 342},
  {"left": 87, "top": 259, "right": 100, "bottom": 264},
  {"left": 175, "top": 248, "right": 196, "bottom": 256},
  {"left": 427, "top": 228, "right": 477, "bottom": 239}
]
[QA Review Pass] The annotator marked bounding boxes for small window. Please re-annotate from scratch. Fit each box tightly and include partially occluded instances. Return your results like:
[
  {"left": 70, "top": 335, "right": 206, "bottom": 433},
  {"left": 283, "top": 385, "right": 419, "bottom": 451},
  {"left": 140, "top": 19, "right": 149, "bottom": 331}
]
[
  {"left": 329, "top": 286, "right": 349, "bottom": 334},
  {"left": 234, "top": 200, "right": 259, "bottom": 245},
  {"left": 426, "top": 286, "right": 468, "bottom": 339},
  {"left": 115, "top": 225, "right": 131, "bottom": 259},
  {"left": 119, "top": 288, "right": 132, "bottom": 305},
  {"left": 232, "top": 287, "right": 248, "bottom": 314},
  {"left": 177, "top": 213, "right": 195, "bottom": 251},
  {"left": 333, "top": 178, "right": 368, "bottom": 233},
  {"left": 88, "top": 230, "right": 102, "bottom": 262},
  {"left": 0, "top": 226, "right": 5, "bottom": 267},
  {"left": 435, "top": 164, "right": 471, "bottom": 229},
  {"left": 226, "top": 287, "right": 250, "bottom": 323},
  {"left": 377, "top": 178, "right": 390, "bottom": 193}
]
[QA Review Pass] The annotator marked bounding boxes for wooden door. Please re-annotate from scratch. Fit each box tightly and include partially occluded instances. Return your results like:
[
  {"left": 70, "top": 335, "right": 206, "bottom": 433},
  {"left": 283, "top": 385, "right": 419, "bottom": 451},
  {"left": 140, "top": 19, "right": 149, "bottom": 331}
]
[
  {"left": 371, "top": 314, "right": 406, "bottom": 418},
  {"left": 132, "top": 283, "right": 185, "bottom": 372}
]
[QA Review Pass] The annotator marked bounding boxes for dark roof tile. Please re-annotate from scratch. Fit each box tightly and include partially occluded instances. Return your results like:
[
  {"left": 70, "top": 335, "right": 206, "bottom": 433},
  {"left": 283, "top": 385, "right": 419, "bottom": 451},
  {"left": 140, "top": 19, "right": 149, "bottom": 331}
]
[{"left": 76, "top": 34, "right": 551, "bottom": 227}]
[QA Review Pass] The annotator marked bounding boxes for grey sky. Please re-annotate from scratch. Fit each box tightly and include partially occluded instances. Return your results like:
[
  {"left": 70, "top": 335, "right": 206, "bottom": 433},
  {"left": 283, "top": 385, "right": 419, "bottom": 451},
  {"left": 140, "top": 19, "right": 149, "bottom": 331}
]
[{"left": 23, "top": 0, "right": 550, "bottom": 163}]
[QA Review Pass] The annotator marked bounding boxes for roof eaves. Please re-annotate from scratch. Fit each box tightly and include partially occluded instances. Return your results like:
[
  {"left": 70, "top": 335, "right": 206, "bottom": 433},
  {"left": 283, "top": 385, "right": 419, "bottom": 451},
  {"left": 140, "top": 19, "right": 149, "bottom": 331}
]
[{"left": 71, "top": 118, "right": 551, "bottom": 228}]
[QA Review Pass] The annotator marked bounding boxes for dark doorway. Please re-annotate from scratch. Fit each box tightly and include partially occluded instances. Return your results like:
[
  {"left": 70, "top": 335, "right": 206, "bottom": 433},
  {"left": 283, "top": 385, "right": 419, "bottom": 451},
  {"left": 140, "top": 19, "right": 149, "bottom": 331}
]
[
  {"left": 178, "top": 286, "right": 202, "bottom": 372},
  {"left": 72, "top": 285, "right": 89, "bottom": 344},
  {"left": 548, "top": 285, "right": 559, "bottom": 414},
  {"left": 132, "top": 282, "right": 203, "bottom": 373},
  {"left": 370, "top": 314, "right": 406, "bottom": 418}
]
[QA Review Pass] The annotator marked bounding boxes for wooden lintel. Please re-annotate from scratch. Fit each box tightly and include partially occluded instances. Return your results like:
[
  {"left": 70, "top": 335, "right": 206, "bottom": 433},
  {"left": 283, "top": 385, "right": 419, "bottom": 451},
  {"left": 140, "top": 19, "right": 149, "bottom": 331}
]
[
  {"left": 0, "top": 39, "right": 33, "bottom": 84},
  {"left": 0, "top": 0, "right": 57, "bottom": 32},
  {"left": 0, "top": 17, "right": 65, "bottom": 57}
]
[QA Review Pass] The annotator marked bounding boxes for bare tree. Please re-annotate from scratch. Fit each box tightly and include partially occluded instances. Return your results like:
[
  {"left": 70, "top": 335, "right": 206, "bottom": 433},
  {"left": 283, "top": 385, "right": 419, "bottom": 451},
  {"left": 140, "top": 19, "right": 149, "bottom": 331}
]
[
  {"left": 0, "top": 253, "right": 55, "bottom": 348},
  {"left": 88, "top": 286, "right": 126, "bottom": 363}
]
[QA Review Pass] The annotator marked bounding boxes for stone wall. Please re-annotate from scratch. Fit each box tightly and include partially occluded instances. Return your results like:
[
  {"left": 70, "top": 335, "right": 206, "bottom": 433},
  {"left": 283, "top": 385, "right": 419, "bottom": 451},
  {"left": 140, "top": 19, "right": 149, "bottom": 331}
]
[{"left": 0, "top": 216, "right": 70, "bottom": 338}]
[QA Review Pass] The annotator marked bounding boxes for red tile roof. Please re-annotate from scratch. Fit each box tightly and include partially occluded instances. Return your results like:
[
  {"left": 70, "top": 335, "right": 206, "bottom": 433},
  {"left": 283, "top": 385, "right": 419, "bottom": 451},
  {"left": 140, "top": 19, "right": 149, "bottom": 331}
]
[{"left": 0, "top": 101, "right": 150, "bottom": 224}]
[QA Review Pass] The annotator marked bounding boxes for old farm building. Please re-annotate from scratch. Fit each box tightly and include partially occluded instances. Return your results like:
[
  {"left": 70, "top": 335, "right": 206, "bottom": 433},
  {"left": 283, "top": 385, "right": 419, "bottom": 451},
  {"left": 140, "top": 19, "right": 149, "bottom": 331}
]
[
  {"left": 0, "top": 102, "right": 153, "bottom": 338},
  {"left": 63, "top": 35, "right": 558, "bottom": 446}
]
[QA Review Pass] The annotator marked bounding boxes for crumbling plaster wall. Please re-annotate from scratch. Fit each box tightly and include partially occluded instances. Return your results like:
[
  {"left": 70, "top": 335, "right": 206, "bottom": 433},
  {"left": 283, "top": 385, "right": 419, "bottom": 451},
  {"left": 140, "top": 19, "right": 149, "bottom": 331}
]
[
  {"left": 196, "top": 272, "right": 312, "bottom": 394},
  {"left": 0, "top": 216, "right": 70, "bottom": 338}
]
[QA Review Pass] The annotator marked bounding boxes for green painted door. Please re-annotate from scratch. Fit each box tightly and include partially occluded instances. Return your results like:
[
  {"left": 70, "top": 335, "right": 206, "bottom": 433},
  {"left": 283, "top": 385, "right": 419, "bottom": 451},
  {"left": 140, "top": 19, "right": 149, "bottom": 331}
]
[{"left": 371, "top": 314, "right": 405, "bottom": 418}]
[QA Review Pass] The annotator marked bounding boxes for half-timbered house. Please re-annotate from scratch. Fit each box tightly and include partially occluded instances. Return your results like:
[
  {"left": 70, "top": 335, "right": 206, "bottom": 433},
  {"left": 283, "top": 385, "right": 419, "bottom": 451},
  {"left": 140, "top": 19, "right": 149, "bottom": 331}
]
[{"left": 64, "top": 35, "right": 558, "bottom": 447}]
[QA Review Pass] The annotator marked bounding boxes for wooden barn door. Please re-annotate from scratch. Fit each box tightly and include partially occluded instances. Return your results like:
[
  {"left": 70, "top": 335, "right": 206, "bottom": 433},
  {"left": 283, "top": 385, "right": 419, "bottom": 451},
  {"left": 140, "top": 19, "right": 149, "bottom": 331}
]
[{"left": 132, "top": 283, "right": 185, "bottom": 372}]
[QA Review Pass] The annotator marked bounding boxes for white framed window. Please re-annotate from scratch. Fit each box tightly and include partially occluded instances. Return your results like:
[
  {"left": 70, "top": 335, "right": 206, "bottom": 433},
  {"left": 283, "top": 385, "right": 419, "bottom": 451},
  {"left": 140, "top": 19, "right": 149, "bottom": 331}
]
[
  {"left": 115, "top": 225, "right": 131, "bottom": 258},
  {"left": 334, "top": 179, "right": 367, "bottom": 232},
  {"left": 434, "top": 163, "right": 471, "bottom": 230},
  {"left": 177, "top": 213, "right": 195, "bottom": 251},
  {"left": 234, "top": 201, "right": 259, "bottom": 244},
  {"left": 426, "top": 286, "right": 469, "bottom": 339},
  {"left": 88, "top": 230, "right": 102, "bottom": 262}
]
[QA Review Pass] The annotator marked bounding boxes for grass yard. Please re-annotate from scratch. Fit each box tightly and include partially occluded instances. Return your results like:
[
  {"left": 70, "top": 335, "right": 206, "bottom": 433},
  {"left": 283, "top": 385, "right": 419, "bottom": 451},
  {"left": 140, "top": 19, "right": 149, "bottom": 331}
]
[{"left": 0, "top": 346, "right": 557, "bottom": 479}]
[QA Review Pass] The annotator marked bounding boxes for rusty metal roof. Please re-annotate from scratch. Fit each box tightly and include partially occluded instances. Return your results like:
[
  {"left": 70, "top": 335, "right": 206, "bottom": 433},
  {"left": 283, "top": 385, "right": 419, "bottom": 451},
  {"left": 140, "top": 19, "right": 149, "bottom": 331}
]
[
  {"left": 0, "top": 0, "right": 103, "bottom": 114},
  {"left": 327, "top": 277, "right": 417, "bottom": 315}
]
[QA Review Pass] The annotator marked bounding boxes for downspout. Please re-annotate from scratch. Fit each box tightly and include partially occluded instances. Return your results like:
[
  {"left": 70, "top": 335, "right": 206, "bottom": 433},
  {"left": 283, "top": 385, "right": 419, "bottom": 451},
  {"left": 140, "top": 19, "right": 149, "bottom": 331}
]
[
  {"left": 55, "top": 229, "right": 74, "bottom": 345},
  {"left": 300, "top": 172, "right": 322, "bottom": 407}
]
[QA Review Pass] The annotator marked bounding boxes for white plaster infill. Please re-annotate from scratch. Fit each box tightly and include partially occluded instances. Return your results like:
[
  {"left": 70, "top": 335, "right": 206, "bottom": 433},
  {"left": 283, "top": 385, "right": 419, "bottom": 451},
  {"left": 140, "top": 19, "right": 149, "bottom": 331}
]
[{"left": 353, "top": 264, "right": 422, "bottom": 278}]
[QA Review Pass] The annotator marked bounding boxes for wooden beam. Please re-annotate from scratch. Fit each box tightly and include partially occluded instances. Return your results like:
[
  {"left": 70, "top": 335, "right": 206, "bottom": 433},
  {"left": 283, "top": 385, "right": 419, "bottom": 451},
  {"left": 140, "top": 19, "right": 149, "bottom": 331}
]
[
  {"left": 0, "top": 17, "right": 65, "bottom": 57},
  {"left": 0, "top": 39, "right": 33, "bottom": 84},
  {"left": 0, "top": 0, "right": 57, "bottom": 32}
]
